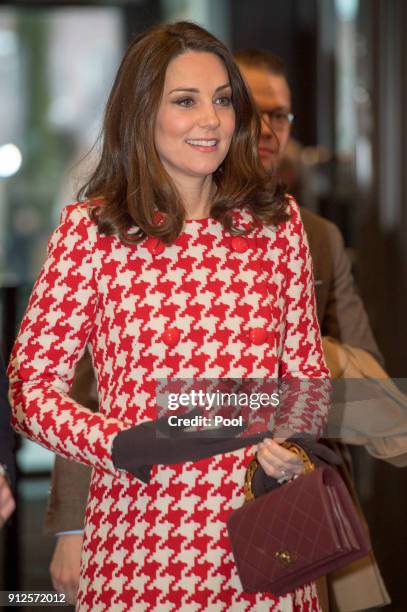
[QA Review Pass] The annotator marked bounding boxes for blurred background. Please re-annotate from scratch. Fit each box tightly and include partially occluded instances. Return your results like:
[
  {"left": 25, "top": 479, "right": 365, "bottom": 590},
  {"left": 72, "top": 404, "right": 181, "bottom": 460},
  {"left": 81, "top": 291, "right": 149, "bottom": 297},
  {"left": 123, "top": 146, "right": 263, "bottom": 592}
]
[{"left": 0, "top": 0, "right": 406, "bottom": 610}]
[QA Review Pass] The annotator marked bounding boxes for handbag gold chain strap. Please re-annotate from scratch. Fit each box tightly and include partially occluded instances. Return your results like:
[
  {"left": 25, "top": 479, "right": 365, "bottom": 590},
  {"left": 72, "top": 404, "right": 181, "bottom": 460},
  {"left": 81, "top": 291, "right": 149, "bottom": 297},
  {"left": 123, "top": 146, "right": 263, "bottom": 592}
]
[{"left": 244, "top": 440, "right": 315, "bottom": 503}]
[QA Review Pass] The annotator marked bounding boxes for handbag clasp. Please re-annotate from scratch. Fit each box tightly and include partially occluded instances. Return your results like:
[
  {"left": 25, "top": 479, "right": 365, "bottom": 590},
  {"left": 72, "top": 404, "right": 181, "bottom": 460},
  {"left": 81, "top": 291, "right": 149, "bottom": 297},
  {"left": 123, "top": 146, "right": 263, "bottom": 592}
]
[{"left": 275, "top": 550, "right": 298, "bottom": 566}]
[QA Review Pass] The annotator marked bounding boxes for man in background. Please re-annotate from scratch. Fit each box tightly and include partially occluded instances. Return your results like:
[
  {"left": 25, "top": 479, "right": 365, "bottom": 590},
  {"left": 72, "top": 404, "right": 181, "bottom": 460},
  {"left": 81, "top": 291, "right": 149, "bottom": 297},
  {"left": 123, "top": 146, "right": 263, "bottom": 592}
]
[{"left": 235, "top": 48, "right": 382, "bottom": 357}]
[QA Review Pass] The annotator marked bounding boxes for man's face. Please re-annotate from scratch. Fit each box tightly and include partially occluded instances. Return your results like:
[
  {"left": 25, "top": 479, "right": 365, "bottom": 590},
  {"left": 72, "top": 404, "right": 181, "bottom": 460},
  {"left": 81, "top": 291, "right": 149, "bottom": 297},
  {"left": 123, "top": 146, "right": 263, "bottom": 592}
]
[{"left": 238, "top": 65, "right": 292, "bottom": 172}]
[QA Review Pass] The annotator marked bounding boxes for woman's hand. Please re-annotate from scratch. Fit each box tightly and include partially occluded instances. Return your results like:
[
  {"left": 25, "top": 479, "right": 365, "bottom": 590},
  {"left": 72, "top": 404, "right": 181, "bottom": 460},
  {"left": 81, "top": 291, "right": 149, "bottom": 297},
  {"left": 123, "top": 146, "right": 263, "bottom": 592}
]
[{"left": 256, "top": 438, "right": 304, "bottom": 482}]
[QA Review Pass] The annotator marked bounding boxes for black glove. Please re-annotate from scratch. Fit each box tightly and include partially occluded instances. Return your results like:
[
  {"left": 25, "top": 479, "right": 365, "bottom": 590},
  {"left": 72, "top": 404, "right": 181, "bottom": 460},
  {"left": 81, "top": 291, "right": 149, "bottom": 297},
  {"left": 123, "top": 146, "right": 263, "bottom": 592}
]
[
  {"left": 112, "top": 409, "right": 264, "bottom": 483},
  {"left": 251, "top": 436, "right": 342, "bottom": 497},
  {"left": 288, "top": 435, "right": 342, "bottom": 467}
]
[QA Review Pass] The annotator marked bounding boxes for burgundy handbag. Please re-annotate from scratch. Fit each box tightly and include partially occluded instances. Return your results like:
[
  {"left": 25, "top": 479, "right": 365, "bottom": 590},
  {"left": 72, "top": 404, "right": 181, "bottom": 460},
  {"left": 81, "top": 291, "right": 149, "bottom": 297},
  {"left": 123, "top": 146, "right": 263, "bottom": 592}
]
[{"left": 227, "top": 441, "right": 371, "bottom": 596}]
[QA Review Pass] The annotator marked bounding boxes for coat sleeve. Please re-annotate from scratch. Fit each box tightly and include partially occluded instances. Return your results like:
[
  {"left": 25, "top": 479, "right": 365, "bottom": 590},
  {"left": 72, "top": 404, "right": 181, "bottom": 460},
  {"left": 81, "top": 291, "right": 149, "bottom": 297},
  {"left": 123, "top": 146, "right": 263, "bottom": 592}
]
[
  {"left": 7, "top": 204, "right": 127, "bottom": 478},
  {"left": 277, "top": 198, "right": 330, "bottom": 437},
  {"left": 320, "top": 221, "right": 383, "bottom": 364},
  {"left": 44, "top": 454, "right": 91, "bottom": 534}
]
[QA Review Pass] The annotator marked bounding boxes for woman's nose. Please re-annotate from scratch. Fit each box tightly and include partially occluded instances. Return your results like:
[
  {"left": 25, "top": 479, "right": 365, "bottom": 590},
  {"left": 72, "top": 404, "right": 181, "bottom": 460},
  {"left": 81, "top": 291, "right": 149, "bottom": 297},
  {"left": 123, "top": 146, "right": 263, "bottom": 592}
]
[{"left": 198, "top": 103, "right": 221, "bottom": 129}]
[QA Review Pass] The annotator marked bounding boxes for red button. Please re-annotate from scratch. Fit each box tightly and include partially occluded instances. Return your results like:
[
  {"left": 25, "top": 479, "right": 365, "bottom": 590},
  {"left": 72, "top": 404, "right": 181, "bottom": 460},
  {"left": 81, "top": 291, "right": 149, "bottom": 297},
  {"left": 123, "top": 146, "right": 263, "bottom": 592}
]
[
  {"left": 231, "top": 236, "right": 248, "bottom": 253},
  {"left": 154, "top": 211, "right": 165, "bottom": 226},
  {"left": 250, "top": 327, "right": 268, "bottom": 345},
  {"left": 146, "top": 237, "right": 165, "bottom": 255},
  {"left": 163, "top": 327, "right": 181, "bottom": 347}
]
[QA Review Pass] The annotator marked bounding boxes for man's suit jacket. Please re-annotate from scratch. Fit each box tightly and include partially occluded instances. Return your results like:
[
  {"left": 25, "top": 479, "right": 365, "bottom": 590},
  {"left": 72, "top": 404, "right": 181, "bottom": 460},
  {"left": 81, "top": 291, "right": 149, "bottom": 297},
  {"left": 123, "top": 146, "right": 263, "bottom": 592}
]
[
  {"left": 301, "top": 208, "right": 381, "bottom": 361},
  {"left": 0, "top": 353, "right": 16, "bottom": 491},
  {"left": 44, "top": 207, "right": 382, "bottom": 534}
]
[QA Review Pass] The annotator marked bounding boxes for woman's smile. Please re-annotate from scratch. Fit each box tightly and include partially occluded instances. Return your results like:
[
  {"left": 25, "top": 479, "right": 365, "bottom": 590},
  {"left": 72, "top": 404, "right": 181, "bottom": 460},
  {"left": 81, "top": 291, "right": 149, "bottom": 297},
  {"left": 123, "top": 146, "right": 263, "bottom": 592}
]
[{"left": 185, "top": 138, "right": 219, "bottom": 151}]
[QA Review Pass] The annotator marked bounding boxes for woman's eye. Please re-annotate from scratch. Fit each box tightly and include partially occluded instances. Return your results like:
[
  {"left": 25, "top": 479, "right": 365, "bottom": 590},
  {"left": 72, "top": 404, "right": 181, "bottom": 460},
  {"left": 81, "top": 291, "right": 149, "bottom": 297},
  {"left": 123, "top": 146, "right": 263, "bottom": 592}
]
[
  {"left": 175, "top": 98, "right": 194, "bottom": 107},
  {"left": 216, "top": 96, "right": 232, "bottom": 106}
]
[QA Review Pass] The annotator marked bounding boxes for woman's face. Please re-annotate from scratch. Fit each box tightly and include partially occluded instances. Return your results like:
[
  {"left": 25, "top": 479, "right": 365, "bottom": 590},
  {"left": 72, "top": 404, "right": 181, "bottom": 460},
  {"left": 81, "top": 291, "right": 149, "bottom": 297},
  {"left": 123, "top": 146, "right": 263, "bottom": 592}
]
[{"left": 155, "top": 50, "right": 236, "bottom": 186}]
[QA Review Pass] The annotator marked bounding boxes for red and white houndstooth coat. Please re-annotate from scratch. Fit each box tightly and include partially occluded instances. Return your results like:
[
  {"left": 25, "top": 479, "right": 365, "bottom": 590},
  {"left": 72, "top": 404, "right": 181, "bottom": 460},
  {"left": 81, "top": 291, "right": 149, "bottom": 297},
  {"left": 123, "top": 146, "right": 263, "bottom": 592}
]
[{"left": 9, "top": 197, "right": 328, "bottom": 611}]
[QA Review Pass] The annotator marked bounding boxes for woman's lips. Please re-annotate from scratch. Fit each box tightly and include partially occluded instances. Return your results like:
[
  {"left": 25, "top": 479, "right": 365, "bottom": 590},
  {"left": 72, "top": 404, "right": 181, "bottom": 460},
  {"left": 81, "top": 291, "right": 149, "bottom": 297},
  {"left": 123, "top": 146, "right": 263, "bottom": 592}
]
[{"left": 186, "top": 139, "right": 218, "bottom": 152}]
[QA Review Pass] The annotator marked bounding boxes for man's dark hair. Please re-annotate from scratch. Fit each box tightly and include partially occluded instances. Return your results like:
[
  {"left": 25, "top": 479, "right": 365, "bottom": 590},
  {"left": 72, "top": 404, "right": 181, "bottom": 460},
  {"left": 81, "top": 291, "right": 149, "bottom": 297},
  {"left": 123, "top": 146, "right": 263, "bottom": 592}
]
[{"left": 234, "top": 48, "right": 287, "bottom": 78}]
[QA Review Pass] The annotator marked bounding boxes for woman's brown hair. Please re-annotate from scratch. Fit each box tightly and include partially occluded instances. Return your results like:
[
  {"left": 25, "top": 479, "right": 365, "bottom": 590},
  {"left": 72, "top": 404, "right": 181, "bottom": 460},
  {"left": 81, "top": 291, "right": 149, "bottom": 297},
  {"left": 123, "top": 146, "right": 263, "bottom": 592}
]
[{"left": 78, "top": 21, "right": 288, "bottom": 244}]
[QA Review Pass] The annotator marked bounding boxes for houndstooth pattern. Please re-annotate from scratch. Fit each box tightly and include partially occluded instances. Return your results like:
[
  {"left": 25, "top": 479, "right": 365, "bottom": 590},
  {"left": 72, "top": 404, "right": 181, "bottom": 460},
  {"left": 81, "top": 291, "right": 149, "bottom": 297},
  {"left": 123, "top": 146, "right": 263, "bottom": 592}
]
[{"left": 8, "top": 198, "right": 327, "bottom": 611}]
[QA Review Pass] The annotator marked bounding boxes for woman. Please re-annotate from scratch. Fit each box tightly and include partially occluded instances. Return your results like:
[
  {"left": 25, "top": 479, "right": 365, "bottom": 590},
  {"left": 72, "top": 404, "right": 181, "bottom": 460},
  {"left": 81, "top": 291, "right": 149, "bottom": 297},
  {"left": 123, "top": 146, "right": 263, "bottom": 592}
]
[{"left": 8, "top": 21, "right": 328, "bottom": 611}]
